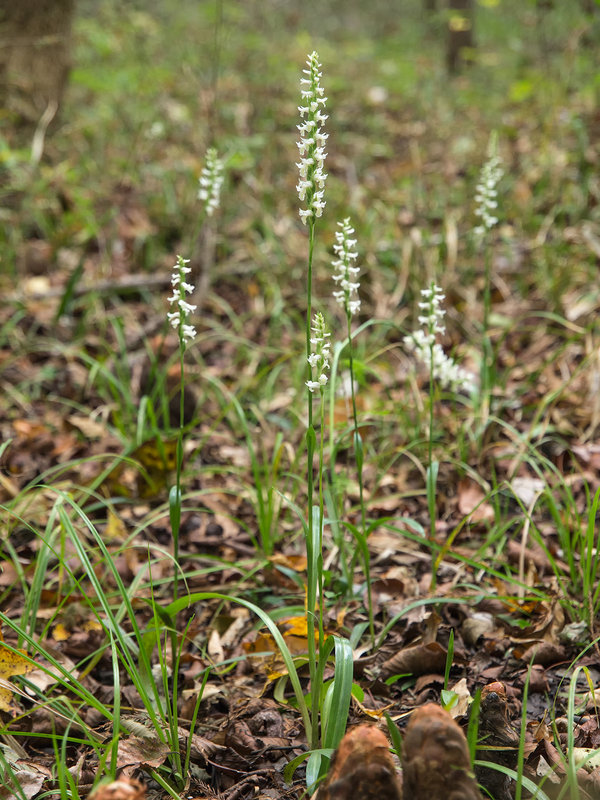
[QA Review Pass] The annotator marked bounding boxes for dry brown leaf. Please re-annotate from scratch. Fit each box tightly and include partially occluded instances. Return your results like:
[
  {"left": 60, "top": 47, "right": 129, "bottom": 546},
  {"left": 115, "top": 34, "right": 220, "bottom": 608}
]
[
  {"left": 177, "top": 728, "right": 226, "bottom": 762},
  {"left": 116, "top": 735, "right": 171, "bottom": 770},
  {"left": 67, "top": 414, "right": 106, "bottom": 439},
  {"left": 457, "top": 478, "right": 494, "bottom": 523},
  {"left": 0, "top": 744, "right": 51, "bottom": 800},
  {"left": 380, "top": 641, "right": 448, "bottom": 679},
  {"left": 448, "top": 677, "right": 472, "bottom": 718}
]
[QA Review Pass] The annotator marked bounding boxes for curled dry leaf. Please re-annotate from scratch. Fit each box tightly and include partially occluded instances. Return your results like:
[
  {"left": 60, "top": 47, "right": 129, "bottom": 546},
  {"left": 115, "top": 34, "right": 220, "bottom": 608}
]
[
  {"left": 0, "top": 751, "right": 50, "bottom": 800},
  {"left": 402, "top": 703, "right": 482, "bottom": 800},
  {"left": 380, "top": 641, "right": 448, "bottom": 679},
  {"left": 116, "top": 735, "right": 171, "bottom": 771},
  {"left": 316, "top": 725, "right": 401, "bottom": 800}
]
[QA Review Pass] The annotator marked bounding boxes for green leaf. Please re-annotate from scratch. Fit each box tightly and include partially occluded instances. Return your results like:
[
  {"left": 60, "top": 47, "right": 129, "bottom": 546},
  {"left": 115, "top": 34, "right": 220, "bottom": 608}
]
[
  {"left": 322, "top": 636, "right": 354, "bottom": 750},
  {"left": 441, "top": 689, "right": 458, "bottom": 710},
  {"left": 283, "top": 748, "right": 333, "bottom": 785},
  {"left": 306, "top": 751, "right": 326, "bottom": 795},
  {"left": 385, "top": 713, "right": 403, "bottom": 761},
  {"left": 426, "top": 460, "right": 439, "bottom": 518},
  {"left": 443, "top": 628, "right": 454, "bottom": 690},
  {"left": 467, "top": 688, "right": 481, "bottom": 765},
  {"left": 473, "top": 761, "right": 551, "bottom": 800},
  {"left": 351, "top": 683, "right": 364, "bottom": 702}
]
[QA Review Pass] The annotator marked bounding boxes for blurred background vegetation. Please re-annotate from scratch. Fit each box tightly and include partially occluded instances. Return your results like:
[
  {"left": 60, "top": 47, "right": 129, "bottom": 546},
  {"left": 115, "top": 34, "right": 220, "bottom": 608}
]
[{"left": 1, "top": 0, "right": 598, "bottom": 296}]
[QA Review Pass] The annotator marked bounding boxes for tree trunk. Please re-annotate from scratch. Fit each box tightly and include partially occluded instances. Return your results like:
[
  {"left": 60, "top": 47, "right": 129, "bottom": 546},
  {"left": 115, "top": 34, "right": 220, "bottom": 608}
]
[
  {"left": 446, "top": 0, "right": 475, "bottom": 74},
  {"left": 0, "top": 0, "right": 75, "bottom": 124}
]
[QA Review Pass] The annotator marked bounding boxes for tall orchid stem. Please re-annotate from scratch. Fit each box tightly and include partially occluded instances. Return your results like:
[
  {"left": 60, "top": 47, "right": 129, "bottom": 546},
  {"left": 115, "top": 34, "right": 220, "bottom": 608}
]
[
  {"left": 174, "top": 347, "right": 185, "bottom": 603},
  {"left": 427, "top": 335, "right": 438, "bottom": 592},
  {"left": 168, "top": 255, "right": 196, "bottom": 609},
  {"left": 480, "top": 245, "right": 493, "bottom": 423},
  {"left": 345, "top": 312, "right": 374, "bottom": 646},
  {"left": 305, "top": 220, "right": 319, "bottom": 749}
]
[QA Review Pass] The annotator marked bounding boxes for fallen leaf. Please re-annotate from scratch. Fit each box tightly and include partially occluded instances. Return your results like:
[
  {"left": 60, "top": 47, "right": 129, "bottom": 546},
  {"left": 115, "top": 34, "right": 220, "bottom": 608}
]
[
  {"left": 380, "top": 641, "right": 448, "bottom": 679},
  {"left": 0, "top": 741, "right": 52, "bottom": 800},
  {"left": 105, "top": 509, "right": 128, "bottom": 541},
  {"left": 116, "top": 735, "right": 170, "bottom": 770},
  {"left": 448, "top": 677, "right": 472, "bottom": 718},
  {"left": 573, "top": 748, "right": 600, "bottom": 771},
  {"left": 457, "top": 478, "right": 495, "bottom": 522},
  {"left": 67, "top": 414, "right": 106, "bottom": 439},
  {"left": 510, "top": 476, "right": 545, "bottom": 506},
  {"left": 268, "top": 553, "right": 308, "bottom": 572},
  {"left": 0, "top": 627, "right": 35, "bottom": 714}
]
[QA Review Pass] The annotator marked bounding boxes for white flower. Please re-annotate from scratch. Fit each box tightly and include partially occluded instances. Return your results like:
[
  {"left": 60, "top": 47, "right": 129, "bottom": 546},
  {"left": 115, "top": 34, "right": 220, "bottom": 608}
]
[
  {"left": 296, "top": 52, "right": 328, "bottom": 225},
  {"left": 404, "top": 283, "right": 475, "bottom": 394},
  {"left": 306, "top": 311, "right": 331, "bottom": 393},
  {"left": 198, "top": 148, "right": 224, "bottom": 217},
  {"left": 332, "top": 218, "right": 361, "bottom": 316},
  {"left": 416, "top": 283, "right": 446, "bottom": 336},
  {"left": 474, "top": 134, "right": 503, "bottom": 237},
  {"left": 168, "top": 255, "right": 196, "bottom": 344}
]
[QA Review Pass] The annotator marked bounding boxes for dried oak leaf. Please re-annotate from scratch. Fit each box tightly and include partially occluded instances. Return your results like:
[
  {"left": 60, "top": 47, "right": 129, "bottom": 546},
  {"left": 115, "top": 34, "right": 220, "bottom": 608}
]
[
  {"left": 116, "top": 735, "right": 170, "bottom": 770},
  {"left": 316, "top": 725, "right": 401, "bottom": 800},
  {"left": 380, "top": 641, "right": 448, "bottom": 679},
  {"left": 403, "top": 703, "right": 481, "bottom": 800}
]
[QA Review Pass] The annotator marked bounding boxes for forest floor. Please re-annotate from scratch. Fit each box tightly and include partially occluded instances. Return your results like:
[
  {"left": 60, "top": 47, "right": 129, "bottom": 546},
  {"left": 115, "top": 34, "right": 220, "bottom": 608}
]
[{"left": 1, "top": 2, "right": 600, "bottom": 799}]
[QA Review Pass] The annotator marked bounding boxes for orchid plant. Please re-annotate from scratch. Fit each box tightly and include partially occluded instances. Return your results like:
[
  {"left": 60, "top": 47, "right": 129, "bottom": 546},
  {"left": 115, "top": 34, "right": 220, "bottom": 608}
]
[
  {"left": 297, "top": 51, "right": 330, "bottom": 754},
  {"left": 405, "top": 282, "right": 475, "bottom": 588},
  {"left": 294, "top": 53, "right": 353, "bottom": 783},
  {"left": 330, "top": 219, "right": 374, "bottom": 642},
  {"left": 474, "top": 133, "right": 503, "bottom": 419},
  {"left": 168, "top": 146, "right": 223, "bottom": 604}
]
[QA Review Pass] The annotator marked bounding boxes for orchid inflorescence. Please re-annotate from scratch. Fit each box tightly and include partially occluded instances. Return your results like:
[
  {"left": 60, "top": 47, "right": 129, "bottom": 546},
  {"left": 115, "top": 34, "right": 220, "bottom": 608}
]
[
  {"left": 332, "top": 218, "right": 361, "bottom": 316},
  {"left": 474, "top": 137, "right": 503, "bottom": 237},
  {"left": 167, "top": 255, "right": 197, "bottom": 344},
  {"left": 296, "top": 51, "right": 328, "bottom": 225},
  {"left": 198, "top": 148, "right": 225, "bottom": 217},
  {"left": 306, "top": 311, "right": 331, "bottom": 393},
  {"left": 404, "top": 283, "right": 475, "bottom": 394}
]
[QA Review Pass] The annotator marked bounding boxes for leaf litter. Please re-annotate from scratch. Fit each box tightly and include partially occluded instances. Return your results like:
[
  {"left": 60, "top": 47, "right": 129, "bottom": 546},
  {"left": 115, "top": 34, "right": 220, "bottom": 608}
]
[{"left": 2, "top": 2, "right": 600, "bottom": 799}]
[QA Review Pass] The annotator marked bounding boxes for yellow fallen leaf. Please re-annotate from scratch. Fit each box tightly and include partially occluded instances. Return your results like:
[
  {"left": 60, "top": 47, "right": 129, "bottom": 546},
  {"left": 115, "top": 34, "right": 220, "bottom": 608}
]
[
  {"left": 0, "top": 626, "right": 35, "bottom": 714},
  {"left": 268, "top": 553, "right": 307, "bottom": 572},
  {"left": 106, "top": 508, "right": 127, "bottom": 540},
  {"left": 280, "top": 615, "right": 309, "bottom": 637},
  {"left": 52, "top": 623, "right": 70, "bottom": 642}
]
